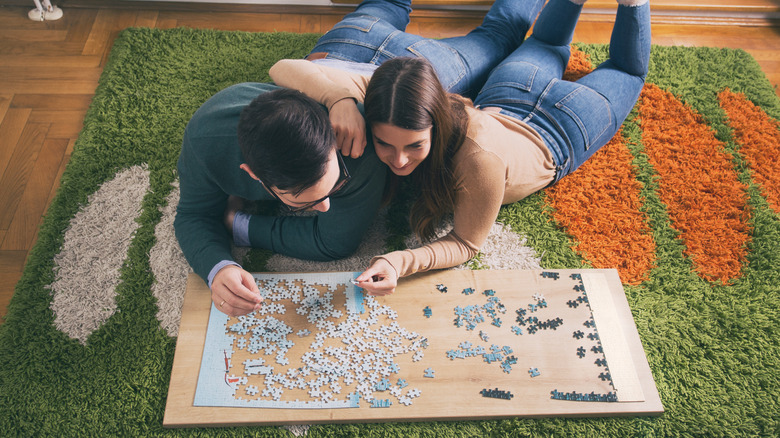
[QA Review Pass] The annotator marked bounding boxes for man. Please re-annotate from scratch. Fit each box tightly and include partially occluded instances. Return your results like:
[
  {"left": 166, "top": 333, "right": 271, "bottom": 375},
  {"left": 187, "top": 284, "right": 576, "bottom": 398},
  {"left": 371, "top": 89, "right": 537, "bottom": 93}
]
[{"left": 175, "top": 83, "right": 387, "bottom": 316}]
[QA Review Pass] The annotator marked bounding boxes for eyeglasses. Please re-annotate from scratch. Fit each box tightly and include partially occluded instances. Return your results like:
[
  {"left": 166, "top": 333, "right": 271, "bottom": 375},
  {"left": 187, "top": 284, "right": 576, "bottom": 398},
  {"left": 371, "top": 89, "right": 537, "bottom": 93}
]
[{"left": 261, "top": 153, "right": 351, "bottom": 212}]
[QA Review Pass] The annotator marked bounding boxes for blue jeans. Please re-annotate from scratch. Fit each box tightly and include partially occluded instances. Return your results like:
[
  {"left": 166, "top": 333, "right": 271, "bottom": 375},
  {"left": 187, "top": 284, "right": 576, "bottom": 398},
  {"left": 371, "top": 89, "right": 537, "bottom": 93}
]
[
  {"left": 474, "top": 0, "right": 651, "bottom": 183},
  {"left": 309, "top": 0, "right": 544, "bottom": 97}
]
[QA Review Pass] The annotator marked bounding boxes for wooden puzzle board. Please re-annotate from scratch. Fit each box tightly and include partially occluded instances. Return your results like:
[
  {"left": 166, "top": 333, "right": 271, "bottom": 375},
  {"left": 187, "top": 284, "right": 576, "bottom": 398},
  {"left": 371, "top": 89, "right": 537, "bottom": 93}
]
[{"left": 164, "top": 269, "right": 662, "bottom": 427}]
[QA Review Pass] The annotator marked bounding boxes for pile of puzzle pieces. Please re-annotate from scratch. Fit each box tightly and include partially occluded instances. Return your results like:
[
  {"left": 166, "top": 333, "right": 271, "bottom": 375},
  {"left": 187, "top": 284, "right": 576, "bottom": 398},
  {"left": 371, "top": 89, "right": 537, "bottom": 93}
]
[{"left": 223, "top": 278, "right": 428, "bottom": 407}]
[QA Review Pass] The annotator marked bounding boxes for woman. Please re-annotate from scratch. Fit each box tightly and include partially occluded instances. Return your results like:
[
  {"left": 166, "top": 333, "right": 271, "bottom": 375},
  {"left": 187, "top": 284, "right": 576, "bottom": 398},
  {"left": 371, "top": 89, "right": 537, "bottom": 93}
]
[{"left": 271, "top": 0, "right": 651, "bottom": 295}]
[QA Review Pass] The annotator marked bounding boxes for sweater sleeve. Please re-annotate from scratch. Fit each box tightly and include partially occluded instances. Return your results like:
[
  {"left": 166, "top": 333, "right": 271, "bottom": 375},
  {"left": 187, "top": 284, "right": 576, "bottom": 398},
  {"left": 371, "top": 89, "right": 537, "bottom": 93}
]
[
  {"left": 377, "top": 147, "right": 506, "bottom": 277},
  {"left": 174, "top": 128, "right": 237, "bottom": 282},
  {"left": 269, "top": 59, "right": 371, "bottom": 109},
  {"left": 246, "top": 146, "right": 387, "bottom": 261}
]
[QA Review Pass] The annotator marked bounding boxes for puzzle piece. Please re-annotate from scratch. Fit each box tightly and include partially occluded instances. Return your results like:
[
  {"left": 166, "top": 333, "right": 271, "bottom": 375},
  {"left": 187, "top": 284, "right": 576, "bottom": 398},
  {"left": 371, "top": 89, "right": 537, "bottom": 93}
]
[
  {"left": 528, "top": 367, "right": 541, "bottom": 378},
  {"left": 245, "top": 385, "right": 259, "bottom": 396},
  {"left": 550, "top": 390, "right": 617, "bottom": 402},
  {"left": 370, "top": 399, "right": 392, "bottom": 408},
  {"left": 480, "top": 388, "right": 514, "bottom": 400}
]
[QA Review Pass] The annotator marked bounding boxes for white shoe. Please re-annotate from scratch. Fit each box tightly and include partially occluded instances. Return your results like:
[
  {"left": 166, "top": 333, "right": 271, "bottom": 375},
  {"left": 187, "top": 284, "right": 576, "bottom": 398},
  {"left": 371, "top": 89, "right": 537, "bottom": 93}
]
[
  {"left": 45, "top": 6, "right": 63, "bottom": 21},
  {"left": 28, "top": 5, "right": 63, "bottom": 21},
  {"left": 28, "top": 8, "right": 44, "bottom": 21}
]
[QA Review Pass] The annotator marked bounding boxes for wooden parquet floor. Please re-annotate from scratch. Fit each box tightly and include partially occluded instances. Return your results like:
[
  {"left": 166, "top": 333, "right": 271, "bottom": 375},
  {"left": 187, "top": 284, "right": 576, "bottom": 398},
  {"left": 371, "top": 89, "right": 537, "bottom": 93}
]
[{"left": 1, "top": 1, "right": 779, "bottom": 320}]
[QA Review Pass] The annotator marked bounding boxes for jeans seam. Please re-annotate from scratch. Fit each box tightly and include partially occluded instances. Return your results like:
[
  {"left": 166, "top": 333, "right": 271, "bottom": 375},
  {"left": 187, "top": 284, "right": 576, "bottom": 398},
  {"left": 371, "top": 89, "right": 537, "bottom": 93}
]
[
  {"left": 374, "top": 30, "right": 402, "bottom": 64},
  {"left": 554, "top": 86, "right": 611, "bottom": 150},
  {"left": 406, "top": 42, "right": 466, "bottom": 89},
  {"left": 311, "top": 39, "right": 383, "bottom": 57},
  {"left": 328, "top": 14, "right": 380, "bottom": 32}
]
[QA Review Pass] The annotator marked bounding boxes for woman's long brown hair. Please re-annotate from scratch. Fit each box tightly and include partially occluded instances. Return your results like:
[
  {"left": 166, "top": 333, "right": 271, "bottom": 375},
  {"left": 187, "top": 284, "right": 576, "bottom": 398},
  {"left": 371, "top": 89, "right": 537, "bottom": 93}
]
[{"left": 364, "top": 57, "right": 469, "bottom": 241}]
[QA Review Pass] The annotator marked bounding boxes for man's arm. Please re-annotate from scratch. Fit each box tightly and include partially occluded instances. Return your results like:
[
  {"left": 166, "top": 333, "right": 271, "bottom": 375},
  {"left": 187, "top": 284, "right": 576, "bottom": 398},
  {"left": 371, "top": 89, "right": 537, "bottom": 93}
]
[
  {"left": 174, "top": 128, "right": 236, "bottom": 282},
  {"left": 174, "top": 127, "right": 264, "bottom": 316}
]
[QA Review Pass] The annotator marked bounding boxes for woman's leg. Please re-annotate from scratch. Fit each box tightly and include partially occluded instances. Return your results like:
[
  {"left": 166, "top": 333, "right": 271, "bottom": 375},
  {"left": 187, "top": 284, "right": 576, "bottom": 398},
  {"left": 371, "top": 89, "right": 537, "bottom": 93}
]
[
  {"left": 570, "top": 1, "right": 651, "bottom": 151},
  {"left": 473, "top": 0, "right": 586, "bottom": 108},
  {"left": 310, "top": 0, "right": 546, "bottom": 97},
  {"left": 474, "top": 0, "right": 651, "bottom": 181},
  {"left": 307, "top": 0, "right": 414, "bottom": 63},
  {"left": 434, "top": 0, "right": 545, "bottom": 96}
]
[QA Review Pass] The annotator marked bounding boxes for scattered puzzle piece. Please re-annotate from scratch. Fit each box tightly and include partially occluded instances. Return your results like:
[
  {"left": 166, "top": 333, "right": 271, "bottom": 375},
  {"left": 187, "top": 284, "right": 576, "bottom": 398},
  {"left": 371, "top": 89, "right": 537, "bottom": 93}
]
[
  {"left": 480, "top": 388, "right": 514, "bottom": 400},
  {"left": 550, "top": 389, "right": 617, "bottom": 402}
]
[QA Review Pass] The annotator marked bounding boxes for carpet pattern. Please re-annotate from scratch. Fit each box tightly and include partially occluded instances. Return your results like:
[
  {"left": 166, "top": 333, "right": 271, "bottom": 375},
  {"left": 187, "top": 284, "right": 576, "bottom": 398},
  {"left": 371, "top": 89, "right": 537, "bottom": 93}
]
[{"left": 0, "top": 27, "right": 778, "bottom": 437}]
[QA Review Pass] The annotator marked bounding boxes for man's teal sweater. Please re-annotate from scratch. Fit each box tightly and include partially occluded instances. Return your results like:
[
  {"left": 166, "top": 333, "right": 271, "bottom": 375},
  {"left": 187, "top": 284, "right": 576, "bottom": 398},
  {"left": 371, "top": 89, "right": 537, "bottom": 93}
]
[{"left": 175, "top": 82, "right": 387, "bottom": 283}]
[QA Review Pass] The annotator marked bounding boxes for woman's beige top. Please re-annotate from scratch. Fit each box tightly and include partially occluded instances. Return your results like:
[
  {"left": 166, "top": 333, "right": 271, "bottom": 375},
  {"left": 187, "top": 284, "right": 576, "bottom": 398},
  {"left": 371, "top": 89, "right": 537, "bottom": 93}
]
[{"left": 270, "top": 60, "right": 556, "bottom": 278}]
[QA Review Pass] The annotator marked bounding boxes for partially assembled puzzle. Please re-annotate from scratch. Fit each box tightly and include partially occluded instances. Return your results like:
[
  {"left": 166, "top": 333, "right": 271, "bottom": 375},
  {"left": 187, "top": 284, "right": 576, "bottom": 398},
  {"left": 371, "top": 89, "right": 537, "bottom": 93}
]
[
  {"left": 164, "top": 269, "right": 662, "bottom": 427},
  {"left": 194, "top": 272, "right": 427, "bottom": 408}
]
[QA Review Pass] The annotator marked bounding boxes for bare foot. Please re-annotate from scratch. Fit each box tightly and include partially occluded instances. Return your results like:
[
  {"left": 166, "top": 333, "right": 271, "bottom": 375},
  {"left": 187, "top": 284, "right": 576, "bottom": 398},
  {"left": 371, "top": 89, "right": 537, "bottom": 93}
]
[{"left": 224, "top": 196, "right": 246, "bottom": 233}]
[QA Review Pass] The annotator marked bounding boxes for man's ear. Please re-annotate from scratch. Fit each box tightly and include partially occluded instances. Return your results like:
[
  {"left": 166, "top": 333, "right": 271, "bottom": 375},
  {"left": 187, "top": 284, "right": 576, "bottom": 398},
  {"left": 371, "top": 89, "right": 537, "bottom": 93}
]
[{"left": 239, "top": 163, "right": 261, "bottom": 181}]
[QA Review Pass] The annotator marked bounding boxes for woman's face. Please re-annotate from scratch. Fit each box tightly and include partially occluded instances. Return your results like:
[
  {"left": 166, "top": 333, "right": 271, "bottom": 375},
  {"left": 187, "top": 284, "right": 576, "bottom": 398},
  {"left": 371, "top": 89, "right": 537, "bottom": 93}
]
[{"left": 371, "top": 122, "right": 432, "bottom": 176}]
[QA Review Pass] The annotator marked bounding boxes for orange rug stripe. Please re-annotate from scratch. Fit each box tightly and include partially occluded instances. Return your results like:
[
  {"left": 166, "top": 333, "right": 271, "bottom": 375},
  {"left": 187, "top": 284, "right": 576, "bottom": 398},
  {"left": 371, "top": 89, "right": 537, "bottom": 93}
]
[
  {"left": 718, "top": 88, "right": 780, "bottom": 213},
  {"left": 547, "top": 47, "right": 656, "bottom": 285},
  {"left": 638, "top": 84, "right": 752, "bottom": 284}
]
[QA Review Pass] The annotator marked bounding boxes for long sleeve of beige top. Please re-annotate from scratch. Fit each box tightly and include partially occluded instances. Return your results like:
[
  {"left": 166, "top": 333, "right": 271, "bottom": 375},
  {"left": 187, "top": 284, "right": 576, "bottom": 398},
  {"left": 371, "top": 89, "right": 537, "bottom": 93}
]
[
  {"left": 269, "top": 59, "right": 556, "bottom": 278},
  {"left": 270, "top": 59, "right": 370, "bottom": 110}
]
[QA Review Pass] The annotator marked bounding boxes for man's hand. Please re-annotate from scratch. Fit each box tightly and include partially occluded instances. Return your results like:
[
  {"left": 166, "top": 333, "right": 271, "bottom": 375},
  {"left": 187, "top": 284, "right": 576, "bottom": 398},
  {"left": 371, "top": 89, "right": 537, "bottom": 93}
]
[
  {"left": 354, "top": 258, "right": 398, "bottom": 296},
  {"left": 330, "top": 98, "right": 367, "bottom": 158},
  {"left": 211, "top": 265, "right": 263, "bottom": 316}
]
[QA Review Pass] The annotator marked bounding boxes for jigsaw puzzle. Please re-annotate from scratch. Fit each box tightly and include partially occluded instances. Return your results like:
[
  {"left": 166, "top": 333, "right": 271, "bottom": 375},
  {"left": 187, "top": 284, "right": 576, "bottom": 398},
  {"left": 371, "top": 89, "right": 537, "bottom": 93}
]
[{"left": 166, "top": 269, "right": 662, "bottom": 426}]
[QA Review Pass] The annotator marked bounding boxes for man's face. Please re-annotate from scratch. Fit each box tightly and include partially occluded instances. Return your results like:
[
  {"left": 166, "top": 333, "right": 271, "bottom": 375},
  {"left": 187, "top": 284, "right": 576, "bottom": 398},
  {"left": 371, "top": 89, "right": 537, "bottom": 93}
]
[{"left": 265, "top": 151, "right": 350, "bottom": 213}]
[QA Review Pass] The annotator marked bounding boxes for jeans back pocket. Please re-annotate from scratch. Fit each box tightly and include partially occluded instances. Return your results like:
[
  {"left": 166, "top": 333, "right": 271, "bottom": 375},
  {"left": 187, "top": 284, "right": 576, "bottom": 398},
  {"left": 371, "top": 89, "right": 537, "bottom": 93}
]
[{"left": 552, "top": 82, "right": 612, "bottom": 151}]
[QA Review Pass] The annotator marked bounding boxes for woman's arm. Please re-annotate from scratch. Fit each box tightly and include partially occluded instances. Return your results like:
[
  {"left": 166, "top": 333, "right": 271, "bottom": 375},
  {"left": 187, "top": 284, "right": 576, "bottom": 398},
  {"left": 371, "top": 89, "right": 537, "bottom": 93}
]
[
  {"left": 270, "top": 59, "right": 372, "bottom": 157},
  {"left": 270, "top": 59, "right": 370, "bottom": 108},
  {"left": 357, "top": 149, "right": 506, "bottom": 294}
]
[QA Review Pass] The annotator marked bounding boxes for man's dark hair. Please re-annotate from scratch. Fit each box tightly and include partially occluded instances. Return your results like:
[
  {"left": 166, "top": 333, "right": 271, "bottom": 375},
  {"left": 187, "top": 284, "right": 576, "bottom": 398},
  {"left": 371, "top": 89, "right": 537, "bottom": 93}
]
[{"left": 237, "top": 88, "right": 335, "bottom": 194}]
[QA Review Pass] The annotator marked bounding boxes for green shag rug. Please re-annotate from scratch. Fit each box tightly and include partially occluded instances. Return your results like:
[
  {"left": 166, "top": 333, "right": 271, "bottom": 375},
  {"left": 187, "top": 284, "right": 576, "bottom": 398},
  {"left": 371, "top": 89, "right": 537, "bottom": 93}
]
[{"left": 0, "top": 27, "right": 778, "bottom": 437}]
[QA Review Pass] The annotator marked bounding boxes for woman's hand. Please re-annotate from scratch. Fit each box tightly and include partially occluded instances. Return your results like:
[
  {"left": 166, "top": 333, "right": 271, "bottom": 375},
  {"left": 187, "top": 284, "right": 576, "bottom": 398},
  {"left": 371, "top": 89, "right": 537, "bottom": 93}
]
[
  {"left": 330, "top": 98, "right": 367, "bottom": 158},
  {"left": 211, "top": 265, "right": 263, "bottom": 316},
  {"left": 355, "top": 258, "right": 398, "bottom": 296}
]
